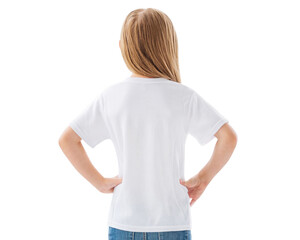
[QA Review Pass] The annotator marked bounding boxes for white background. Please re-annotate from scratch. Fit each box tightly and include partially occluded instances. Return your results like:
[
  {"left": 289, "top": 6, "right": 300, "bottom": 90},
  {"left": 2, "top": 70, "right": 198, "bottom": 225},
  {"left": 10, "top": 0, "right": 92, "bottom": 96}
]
[{"left": 1, "top": 0, "right": 299, "bottom": 239}]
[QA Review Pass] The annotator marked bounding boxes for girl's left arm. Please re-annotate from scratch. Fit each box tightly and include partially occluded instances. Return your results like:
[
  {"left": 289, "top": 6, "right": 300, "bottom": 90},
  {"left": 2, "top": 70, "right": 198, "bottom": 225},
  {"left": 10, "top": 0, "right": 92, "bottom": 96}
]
[{"left": 58, "top": 126, "right": 122, "bottom": 194}]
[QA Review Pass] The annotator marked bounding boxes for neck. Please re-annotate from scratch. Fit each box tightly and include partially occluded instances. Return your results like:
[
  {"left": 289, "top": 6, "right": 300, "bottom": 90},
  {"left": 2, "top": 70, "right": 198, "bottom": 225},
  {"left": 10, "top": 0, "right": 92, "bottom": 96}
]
[{"left": 131, "top": 73, "right": 152, "bottom": 78}]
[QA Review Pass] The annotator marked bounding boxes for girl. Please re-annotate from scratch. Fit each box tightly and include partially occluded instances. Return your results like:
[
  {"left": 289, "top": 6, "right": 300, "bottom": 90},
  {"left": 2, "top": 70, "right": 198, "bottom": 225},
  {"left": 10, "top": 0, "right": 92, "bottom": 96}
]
[{"left": 59, "top": 7, "right": 237, "bottom": 240}]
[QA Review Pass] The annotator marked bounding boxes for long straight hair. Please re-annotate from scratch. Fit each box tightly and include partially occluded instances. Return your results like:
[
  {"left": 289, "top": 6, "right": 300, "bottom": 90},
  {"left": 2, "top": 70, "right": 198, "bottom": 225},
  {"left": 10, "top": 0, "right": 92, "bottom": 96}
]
[{"left": 120, "top": 8, "right": 181, "bottom": 83}]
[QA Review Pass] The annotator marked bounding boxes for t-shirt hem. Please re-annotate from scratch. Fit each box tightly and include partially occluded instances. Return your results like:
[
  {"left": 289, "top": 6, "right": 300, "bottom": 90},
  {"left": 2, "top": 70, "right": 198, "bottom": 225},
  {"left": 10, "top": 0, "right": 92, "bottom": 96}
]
[
  {"left": 69, "top": 121, "right": 95, "bottom": 148},
  {"left": 107, "top": 220, "right": 192, "bottom": 232},
  {"left": 199, "top": 118, "right": 229, "bottom": 145}
]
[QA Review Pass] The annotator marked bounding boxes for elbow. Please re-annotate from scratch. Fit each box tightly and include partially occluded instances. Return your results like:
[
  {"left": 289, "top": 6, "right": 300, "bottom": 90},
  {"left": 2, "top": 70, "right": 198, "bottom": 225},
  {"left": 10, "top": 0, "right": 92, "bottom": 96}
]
[
  {"left": 58, "top": 135, "right": 66, "bottom": 149},
  {"left": 218, "top": 133, "right": 237, "bottom": 150},
  {"left": 230, "top": 131, "right": 238, "bottom": 147},
  {"left": 58, "top": 132, "right": 70, "bottom": 149},
  {"left": 227, "top": 130, "right": 238, "bottom": 148}
]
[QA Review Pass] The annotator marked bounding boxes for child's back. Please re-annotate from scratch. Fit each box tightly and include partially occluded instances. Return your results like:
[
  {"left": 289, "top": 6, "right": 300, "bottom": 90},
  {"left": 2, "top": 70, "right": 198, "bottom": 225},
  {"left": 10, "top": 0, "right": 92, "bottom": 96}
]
[{"left": 69, "top": 76, "right": 229, "bottom": 232}]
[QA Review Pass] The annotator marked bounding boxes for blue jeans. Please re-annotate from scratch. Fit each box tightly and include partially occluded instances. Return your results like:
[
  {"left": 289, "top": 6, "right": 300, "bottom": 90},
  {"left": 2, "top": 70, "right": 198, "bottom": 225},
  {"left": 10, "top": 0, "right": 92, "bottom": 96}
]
[{"left": 108, "top": 226, "right": 192, "bottom": 240}]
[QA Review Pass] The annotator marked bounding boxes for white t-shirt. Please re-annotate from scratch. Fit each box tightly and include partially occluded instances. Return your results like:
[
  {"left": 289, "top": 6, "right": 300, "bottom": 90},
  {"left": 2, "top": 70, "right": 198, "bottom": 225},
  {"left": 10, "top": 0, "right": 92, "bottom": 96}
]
[{"left": 69, "top": 76, "right": 229, "bottom": 232}]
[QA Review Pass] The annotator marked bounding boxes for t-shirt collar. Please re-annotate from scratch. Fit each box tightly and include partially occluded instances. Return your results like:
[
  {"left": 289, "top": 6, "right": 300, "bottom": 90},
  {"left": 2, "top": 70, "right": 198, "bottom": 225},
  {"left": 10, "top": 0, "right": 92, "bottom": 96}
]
[{"left": 124, "top": 76, "right": 170, "bottom": 83}]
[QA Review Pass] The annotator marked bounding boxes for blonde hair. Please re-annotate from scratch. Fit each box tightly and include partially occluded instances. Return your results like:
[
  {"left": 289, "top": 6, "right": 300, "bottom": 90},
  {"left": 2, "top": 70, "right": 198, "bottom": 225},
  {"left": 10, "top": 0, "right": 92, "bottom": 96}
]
[{"left": 120, "top": 8, "right": 181, "bottom": 83}]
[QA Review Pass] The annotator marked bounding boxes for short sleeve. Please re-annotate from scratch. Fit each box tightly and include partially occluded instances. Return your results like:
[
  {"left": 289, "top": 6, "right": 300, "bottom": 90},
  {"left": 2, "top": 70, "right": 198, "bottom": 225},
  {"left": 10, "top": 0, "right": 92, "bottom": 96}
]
[
  {"left": 69, "top": 93, "right": 110, "bottom": 148},
  {"left": 186, "top": 91, "right": 229, "bottom": 145}
]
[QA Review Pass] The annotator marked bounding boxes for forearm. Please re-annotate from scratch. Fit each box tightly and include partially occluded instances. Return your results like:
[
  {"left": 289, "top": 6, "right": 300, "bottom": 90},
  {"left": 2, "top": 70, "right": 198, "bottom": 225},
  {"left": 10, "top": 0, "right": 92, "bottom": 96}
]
[
  {"left": 59, "top": 139, "right": 104, "bottom": 192},
  {"left": 197, "top": 135, "right": 237, "bottom": 185}
]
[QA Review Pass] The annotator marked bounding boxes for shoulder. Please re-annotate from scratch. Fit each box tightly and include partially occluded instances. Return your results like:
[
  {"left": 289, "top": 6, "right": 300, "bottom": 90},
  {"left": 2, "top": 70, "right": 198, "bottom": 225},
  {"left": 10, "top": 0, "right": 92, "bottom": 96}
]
[
  {"left": 173, "top": 82, "right": 201, "bottom": 104},
  {"left": 98, "top": 78, "right": 200, "bottom": 100},
  {"left": 97, "top": 80, "right": 130, "bottom": 98},
  {"left": 155, "top": 79, "right": 197, "bottom": 97},
  {"left": 177, "top": 82, "right": 196, "bottom": 95}
]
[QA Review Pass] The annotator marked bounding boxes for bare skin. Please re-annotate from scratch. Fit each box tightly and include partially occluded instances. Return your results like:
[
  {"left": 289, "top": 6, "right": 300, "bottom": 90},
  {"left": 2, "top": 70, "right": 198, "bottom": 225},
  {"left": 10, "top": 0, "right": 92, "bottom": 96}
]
[
  {"left": 179, "top": 123, "right": 238, "bottom": 206},
  {"left": 130, "top": 73, "right": 151, "bottom": 78},
  {"left": 59, "top": 59, "right": 238, "bottom": 204},
  {"left": 59, "top": 43, "right": 152, "bottom": 192},
  {"left": 59, "top": 120, "right": 237, "bottom": 203},
  {"left": 58, "top": 126, "right": 122, "bottom": 194}
]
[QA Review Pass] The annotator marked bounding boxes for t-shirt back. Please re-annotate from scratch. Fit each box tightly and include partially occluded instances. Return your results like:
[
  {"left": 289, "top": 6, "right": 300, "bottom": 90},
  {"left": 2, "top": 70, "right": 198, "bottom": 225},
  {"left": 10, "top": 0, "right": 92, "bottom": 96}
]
[{"left": 69, "top": 76, "right": 229, "bottom": 232}]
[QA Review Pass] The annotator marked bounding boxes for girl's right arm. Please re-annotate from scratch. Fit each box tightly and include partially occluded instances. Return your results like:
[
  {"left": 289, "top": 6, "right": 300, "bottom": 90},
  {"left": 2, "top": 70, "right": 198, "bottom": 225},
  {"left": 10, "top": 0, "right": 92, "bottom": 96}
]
[
  {"left": 198, "top": 123, "right": 237, "bottom": 185},
  {"left": 180, "top": 123, "right": 237, "bottom": 206}
]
